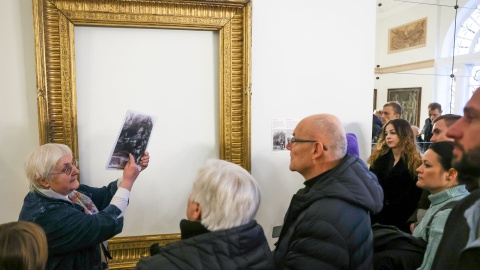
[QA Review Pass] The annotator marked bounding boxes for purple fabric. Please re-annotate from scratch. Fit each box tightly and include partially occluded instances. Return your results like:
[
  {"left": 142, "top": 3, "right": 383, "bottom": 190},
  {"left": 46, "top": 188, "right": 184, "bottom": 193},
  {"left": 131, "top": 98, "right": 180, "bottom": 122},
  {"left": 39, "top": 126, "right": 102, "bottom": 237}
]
[{"left": 346, "top": 133, "right": 360, "bottom": 157}]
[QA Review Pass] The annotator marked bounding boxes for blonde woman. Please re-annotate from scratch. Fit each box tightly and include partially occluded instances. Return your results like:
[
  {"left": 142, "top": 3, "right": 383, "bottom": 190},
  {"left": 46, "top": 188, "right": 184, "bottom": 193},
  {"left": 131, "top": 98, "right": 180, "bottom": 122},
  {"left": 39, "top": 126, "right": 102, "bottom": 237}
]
[{"left": 369, "top": 118, "right": 423, "bottom": 233}]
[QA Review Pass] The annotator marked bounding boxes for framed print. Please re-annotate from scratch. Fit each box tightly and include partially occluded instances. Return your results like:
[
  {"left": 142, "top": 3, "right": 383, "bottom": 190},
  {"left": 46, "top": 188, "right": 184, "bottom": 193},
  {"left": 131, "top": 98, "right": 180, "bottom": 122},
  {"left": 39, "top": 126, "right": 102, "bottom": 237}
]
[
  {"left": 373, "top": 89, "right": 377, "bottom": 110},
  {"left": 387, "top": 87, "right": 422, "bottom": 127},
  {"left": 388, "top": 17, "right": 427, "bottom": 53},
  {"left": 32, "top": 0, "right": 252, "bottom": 171}
]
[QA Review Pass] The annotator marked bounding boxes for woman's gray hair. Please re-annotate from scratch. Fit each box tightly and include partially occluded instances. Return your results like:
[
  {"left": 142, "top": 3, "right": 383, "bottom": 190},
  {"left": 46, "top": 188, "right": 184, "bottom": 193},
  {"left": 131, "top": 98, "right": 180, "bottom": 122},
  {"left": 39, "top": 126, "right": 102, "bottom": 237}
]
[
  {"left": 190, "top": 159, "right": 261, "bottom": 231},
  {"left": 25, "top": 143, "right": 72, "bottom": 192}
]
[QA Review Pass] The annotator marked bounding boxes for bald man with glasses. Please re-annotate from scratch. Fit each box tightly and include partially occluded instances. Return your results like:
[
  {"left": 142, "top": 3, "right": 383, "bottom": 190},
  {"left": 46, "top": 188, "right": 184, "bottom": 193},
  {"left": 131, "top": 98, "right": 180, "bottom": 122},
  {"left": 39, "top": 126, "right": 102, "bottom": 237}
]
[{"left": 273, "top": 114, "right": 384, "bottom": 270}]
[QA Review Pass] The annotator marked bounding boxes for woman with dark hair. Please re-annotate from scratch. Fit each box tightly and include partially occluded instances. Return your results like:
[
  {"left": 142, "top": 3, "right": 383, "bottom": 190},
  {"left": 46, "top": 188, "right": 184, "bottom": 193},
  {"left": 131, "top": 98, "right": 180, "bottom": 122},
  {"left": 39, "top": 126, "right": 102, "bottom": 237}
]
[
  {"left": 368, "top": 118, "right": 423, "bottom": 233},
  {"left": 412, "top": 141, "right": 469, "bottom": 269}
]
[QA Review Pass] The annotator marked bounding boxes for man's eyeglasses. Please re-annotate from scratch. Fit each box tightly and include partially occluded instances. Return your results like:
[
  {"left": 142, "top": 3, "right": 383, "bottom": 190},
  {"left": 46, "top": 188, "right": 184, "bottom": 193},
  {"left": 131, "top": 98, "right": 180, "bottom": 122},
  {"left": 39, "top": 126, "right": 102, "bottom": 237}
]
[
  {"left": 51, "top": 160, "right": 78, "bottom": 176},
  {"left": 286, "top": 136, "right": 327, "bottom": 151},
  {"left": 287, "top": 136, "right": 317, "bottom": 144}
]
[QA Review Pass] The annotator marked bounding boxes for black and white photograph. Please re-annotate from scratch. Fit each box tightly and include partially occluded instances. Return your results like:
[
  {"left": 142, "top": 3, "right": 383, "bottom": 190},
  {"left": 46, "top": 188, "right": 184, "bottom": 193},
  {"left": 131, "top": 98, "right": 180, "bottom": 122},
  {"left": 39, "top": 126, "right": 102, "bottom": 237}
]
[
  {"left": 273, "top": 130, "right": 286, "bottom": 150},
  {"left": 107, "top": 110, "right": 157, "bottom": 169},
  {"left": 272, "top": 118, "right": 298, "bottom": 151}
]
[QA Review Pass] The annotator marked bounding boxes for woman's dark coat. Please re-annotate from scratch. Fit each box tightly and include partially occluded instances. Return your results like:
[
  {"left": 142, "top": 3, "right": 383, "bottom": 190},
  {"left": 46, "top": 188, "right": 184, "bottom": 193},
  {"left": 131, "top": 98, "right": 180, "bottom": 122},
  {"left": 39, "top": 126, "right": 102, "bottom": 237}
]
[
  {"left": 370, "top": 150, "right": 422, "bottom": 233},
  {"left": 19, "top": 181, "right": 122, "bottom": 270}
]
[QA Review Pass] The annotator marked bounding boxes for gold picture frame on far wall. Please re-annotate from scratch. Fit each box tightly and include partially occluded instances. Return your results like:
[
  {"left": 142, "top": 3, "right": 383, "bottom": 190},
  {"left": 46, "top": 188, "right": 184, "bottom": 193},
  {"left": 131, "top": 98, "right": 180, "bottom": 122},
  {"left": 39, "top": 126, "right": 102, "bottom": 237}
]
[
  {"left": 387, "top": 87, "right": 422, "bottom": 127},
  {"left": 32, "top": 0, "right": 252, "bottom": 172}
]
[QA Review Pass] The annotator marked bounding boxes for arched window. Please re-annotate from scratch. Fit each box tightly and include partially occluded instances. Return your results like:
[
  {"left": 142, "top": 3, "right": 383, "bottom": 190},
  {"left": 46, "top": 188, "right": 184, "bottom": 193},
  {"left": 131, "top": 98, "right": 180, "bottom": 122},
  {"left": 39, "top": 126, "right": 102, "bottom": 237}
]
[
  {"left": 441, "top": 1, "right": 480, "bottom": 113},
  {"left": 455, "top": 5, "right": 480, "bottom": 56}
]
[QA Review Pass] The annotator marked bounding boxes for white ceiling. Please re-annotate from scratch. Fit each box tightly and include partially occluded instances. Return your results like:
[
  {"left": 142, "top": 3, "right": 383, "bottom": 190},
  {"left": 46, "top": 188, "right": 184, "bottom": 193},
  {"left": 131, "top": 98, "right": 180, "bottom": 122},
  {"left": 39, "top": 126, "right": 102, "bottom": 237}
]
[
  {"left": 376, "top": 0, "right": 428, "bottom": 18},
  {"left": 376, "top": 0, "right": 439, "bottom": 14},
  {"left": 377, "top": 0, "right": 406, "bottom": 12}
]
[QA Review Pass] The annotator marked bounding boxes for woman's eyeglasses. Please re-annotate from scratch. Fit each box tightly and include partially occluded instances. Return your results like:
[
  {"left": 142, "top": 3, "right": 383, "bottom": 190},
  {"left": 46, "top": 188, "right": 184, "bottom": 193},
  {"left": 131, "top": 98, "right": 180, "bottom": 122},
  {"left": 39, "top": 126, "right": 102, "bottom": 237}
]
[{"left": 51, "top": 160, "right": 78, "bottom": 176}]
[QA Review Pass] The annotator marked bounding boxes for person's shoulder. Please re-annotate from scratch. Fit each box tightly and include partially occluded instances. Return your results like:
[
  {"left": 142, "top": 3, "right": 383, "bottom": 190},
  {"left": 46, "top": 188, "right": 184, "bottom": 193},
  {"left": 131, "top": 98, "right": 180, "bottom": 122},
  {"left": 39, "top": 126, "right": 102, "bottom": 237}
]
[
  {"left": 22, "top": 191, "right": 70, "bottom": 210},
  {"left": 307, "top": 197, "right": 364, "bottom": 219},
  {"left": 340, "top": 156, "right": 377, "bottom": 183},
  {"left": 136, "top": 253, "right": 180, "bottom": 270},
  {"left": 443, "top": 191, "right": 480, "bottom": 221},
  {"left": 456, "top": 190, "right": 480, "bottom": 208},
  {"left": 370, "top": 151, "right": 391, "bottom": 167}
]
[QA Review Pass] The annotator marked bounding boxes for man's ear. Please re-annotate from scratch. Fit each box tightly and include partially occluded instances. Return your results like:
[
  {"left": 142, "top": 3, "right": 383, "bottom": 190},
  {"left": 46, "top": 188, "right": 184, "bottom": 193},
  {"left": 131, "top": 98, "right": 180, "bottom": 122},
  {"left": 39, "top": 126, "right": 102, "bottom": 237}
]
[
  {"left": 312, "top": 142, "right": 325, "bottom": 159},
  {"left": 36, "top": 177, "right": 50, "bottom": 188}
]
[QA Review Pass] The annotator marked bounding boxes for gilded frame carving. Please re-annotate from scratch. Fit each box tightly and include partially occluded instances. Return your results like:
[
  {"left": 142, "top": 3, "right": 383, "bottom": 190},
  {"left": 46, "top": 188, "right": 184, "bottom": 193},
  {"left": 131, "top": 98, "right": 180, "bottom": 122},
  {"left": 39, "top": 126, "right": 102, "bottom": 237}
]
[
  {"left": 32, "top": 1, "right": 251, "bottom": 267},
  {"left": 32, "top": 0, "right": 252, "bottom": 171}
]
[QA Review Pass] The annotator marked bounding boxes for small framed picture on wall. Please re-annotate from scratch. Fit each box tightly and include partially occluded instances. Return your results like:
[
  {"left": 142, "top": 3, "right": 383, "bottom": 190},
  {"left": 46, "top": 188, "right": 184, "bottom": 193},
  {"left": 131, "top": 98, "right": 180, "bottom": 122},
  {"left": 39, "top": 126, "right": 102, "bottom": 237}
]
[
  {"left": 388, "top": 17, "right": 427, "bottom": 54},
  {"left": 387, "top": 87, "right": 422, "bottom": 127}
]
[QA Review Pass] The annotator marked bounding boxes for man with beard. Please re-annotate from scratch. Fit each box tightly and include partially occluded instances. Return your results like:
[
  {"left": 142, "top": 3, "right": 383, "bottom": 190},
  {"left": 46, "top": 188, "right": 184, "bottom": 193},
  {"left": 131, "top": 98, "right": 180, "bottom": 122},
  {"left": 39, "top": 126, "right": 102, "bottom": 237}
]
[{"left": 431, "top": 89, "right": 480, "bottom": 270}]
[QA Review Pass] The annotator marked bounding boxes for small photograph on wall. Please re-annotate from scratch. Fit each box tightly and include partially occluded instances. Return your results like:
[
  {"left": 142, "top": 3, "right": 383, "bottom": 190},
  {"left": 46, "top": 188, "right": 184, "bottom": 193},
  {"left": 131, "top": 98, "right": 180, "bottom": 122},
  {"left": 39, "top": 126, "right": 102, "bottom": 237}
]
[
  {"left": 388, "top": 17, "right": 427, "bottom": 54},
  {"left": 272, "top": 118, "right": 298, "bottom": 151},
  {"left": 107, "top": 110, "right": 157, "bottom": 169},
  {"left": 387, "top": 87, "right": 422, "bottom": 127}
]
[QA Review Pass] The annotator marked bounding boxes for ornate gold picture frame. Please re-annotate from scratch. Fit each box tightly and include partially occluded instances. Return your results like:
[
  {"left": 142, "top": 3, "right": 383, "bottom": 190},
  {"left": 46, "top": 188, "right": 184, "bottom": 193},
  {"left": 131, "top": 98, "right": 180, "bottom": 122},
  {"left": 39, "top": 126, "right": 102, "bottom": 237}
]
[
  {"left": 32, "top": 1, "right": 251, "bottom": 267},
  {"left": 32, "top": 0, "right": 252, "bottom": 171}
]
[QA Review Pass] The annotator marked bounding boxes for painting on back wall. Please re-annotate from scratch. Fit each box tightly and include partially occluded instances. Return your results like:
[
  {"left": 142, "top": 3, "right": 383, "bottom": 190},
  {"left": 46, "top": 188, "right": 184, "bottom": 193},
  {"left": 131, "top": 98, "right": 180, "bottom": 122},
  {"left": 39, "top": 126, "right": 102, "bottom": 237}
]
[
  {"left": 388, "top": 17, "right": 427, "bottom": 53},
  {"left": 387, "top": 87, "right": 422, "bottom": 127}
]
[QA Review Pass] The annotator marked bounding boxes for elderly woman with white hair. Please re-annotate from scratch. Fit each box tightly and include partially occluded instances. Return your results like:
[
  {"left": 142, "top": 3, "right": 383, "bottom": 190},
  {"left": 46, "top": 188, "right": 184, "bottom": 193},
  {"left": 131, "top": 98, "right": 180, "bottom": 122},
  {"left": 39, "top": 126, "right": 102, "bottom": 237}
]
[
  {"left": 18, "top": 143, "right": 149, "bottom": 270},
  {"left": 136, "top": 159, "right": 273, "bottom": 270}
]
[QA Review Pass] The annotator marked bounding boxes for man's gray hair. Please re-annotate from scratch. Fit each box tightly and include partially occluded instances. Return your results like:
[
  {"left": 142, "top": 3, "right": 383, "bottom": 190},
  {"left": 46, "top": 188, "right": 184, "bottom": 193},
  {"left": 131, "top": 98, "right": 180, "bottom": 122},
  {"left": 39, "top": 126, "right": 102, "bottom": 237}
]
[
  {"left": 25, "top": 143, "right": 72, "bottom": 192},
  {"left": 190, "top": 159, "right": 261, "bottom": 231},
  {"left": 312, "top": 115, "right": 347, "bottom": 159}
]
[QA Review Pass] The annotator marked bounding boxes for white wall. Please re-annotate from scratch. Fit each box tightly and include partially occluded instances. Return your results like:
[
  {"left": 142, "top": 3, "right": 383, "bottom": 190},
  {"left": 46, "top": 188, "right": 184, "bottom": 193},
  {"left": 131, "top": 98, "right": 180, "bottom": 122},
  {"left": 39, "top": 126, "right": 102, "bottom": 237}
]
[
  {"left": 251, "top": 0, "right": 376, "bottom": 246},
  {"left": 0, "top": 0, "right": 376, "bottom": 249},
  {"left": 0, "top": 0, "right": 39, "bottom": 222}
]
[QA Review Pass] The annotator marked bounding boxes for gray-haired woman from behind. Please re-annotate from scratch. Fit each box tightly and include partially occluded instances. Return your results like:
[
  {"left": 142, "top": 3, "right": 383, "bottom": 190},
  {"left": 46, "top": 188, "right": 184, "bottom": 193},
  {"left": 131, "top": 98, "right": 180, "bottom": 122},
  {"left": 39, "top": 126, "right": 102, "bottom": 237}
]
[
  {"left": 136, "top": 159, "right": 273, "bottom": 270},
  {"left": 19, "top": 143, "right": 149, "bottom": 270}
]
